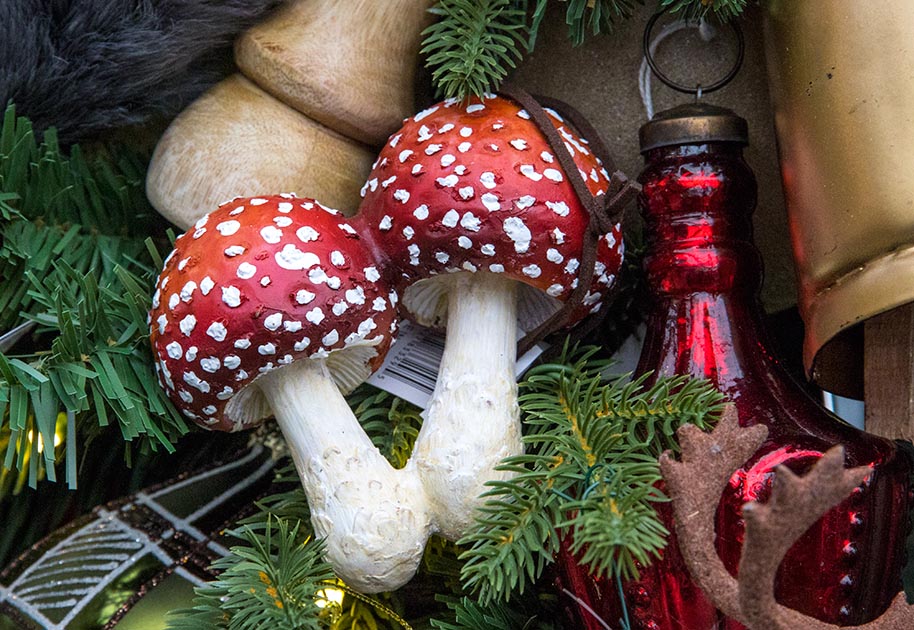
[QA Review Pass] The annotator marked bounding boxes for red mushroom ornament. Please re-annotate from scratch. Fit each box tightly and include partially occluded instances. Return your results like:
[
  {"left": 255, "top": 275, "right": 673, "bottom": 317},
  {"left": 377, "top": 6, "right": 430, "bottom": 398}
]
[
  {"left": 358, "top": 95, "right": 624, "bottom": 539},
  {"left": 149, "top": 195, "right": 430, "bottom": 593}
]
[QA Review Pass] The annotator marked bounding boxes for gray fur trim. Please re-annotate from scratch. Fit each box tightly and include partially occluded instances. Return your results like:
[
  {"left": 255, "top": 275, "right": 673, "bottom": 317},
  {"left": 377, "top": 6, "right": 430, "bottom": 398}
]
[{"left": 0, "top": 0, "right": 282, "bottom": 143}]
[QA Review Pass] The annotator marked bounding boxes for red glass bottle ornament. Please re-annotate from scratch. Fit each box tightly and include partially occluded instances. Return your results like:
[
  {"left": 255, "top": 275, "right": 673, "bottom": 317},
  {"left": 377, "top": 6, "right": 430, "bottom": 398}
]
[{"left": 556, "top": 103, "right": 913, "bottom": 630}]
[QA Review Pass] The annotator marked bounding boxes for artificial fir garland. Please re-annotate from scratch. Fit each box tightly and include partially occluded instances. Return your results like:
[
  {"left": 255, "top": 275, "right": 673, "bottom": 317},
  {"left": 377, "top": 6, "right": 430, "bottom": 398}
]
[
  {"left": 0, "top": 104, "right": 185, "bottom": 493},
  {"left": 422, "top": 0, "right": 750, "bottom": 100}
]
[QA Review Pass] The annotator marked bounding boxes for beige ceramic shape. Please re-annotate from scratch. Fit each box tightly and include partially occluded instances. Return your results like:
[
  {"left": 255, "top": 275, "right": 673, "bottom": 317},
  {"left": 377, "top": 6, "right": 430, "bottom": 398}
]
[
  {"left": 146, "top": 75, "right": 373, "bottom": 229},
  {"left": 235, "top": 0, "right": 435, "bottom": 146}
]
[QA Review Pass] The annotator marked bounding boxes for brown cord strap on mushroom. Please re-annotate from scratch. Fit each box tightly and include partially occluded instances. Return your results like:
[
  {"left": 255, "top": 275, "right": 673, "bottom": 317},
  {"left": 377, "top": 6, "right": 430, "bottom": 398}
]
[
  {"left": 499, "top": 84, "right": 640, "bottom": 355},
  {"left": 659, "top": 406, "right": 914, "bottom": 630}
]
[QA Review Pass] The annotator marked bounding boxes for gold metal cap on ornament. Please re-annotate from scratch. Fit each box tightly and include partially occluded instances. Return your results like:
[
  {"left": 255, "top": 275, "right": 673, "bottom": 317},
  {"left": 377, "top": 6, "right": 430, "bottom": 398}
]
[
  {"left": 763, "top": 1, "right": 914, "bottom": 398},
  {"left": 639, "top": 102, "right": 748, "bottom": 153}
]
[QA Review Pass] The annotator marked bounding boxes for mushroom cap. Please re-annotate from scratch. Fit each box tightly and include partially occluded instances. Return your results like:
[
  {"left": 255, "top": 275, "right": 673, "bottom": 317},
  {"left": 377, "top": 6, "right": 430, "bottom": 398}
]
[
  {"left": 357, "top": 95, "right": 623, "bottom": 329},
  {"left": 149, "top": 194, "right": 398, "bottom": 432}
]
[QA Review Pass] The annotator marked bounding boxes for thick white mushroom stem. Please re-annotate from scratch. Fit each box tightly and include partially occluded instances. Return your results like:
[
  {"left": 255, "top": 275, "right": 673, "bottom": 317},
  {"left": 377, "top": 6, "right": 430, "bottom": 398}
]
[
  {"left": 413, "top": 272, "right": 522, "bottom": 540},
  {"left": 258, "top": 358, "right": 430, "bottom": 593}
]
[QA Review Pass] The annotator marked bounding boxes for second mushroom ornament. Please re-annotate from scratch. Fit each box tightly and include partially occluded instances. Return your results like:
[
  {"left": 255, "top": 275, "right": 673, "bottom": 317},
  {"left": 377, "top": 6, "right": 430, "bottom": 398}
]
[
  {"left": 358, "top": 93, "right": 628, "bottom": 539},
  {"left": 148, "top": 195, "right": 431, "bottom": 593}
]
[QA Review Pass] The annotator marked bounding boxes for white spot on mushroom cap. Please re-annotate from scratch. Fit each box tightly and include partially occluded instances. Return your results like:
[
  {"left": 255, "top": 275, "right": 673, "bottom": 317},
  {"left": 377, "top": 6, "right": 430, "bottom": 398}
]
[
  {"left": 520, "top": 165, "right": 542, "bottom": 181},
  {"left": 466, "top": 103, "right": 485, "bottom": 113},
  {"left": 517, "top": 109, "right": 531, "bottom": 119},
  {"left": 413, "top": 205, "right": 429, "bottom": 220},
  {"left": 510, "top": 139, "right": 528, "bottom": 151},
  {"left": 260, "top": 225, "right": 283, "bottom": 244},
  {"left": 372, "top": 297, "right": 387, "bottom": 311},
  {"left": 489, "top": 264, "right": 505, "bottom": 273},
  {"left": 523, "top": 264, "right": 542, "bottom": 278},
  {"left": 345, "top": 286, "right": 365, "bottom": 305},
  {"left": 234, "top": 338, "right": 251, "bottom": 349},
  {"left": 460, "top": 212, "right": 481, "bottom": 231},
  {"left": 547, "top": 248, "right": 564, "bottom": 264},
  {"left": 216, "top": 386, "right": 234, "bottom": 400},
  {"left": 322, "top": 330, "right": 340, "bottom": 346},
  {"left": 179, "top": 315, "right": 197, "bottom": 336},
  {"left": 389, "top": 133, "right": 402, "bottom": 147},
  {"left": 156, "top": 314, "right": 168, "bottom": 334},
  {"left": 457, "top": 235, "right": 473, "bottom": 249},
  {"left": 358, "top": 318, "right": 377, "bottom": 337},
  {"left": 439, "top": 123, "right": 455, "bottom": 133},
  {"left": 503, "top": 217, "right": 532, "bottom": 253},
  {"left": 547, "top": 284, "right": 564, "bottom": 297},
  {"left": 458, "top": 186, "right": 475, "bottom": 200},
  {"left": 458, "top": 142, "right": 471, "bottom": 153},
  {"left": 207, "top": 322, "right": 227, "bottom": 342},
  {"left": 200, "top": 276, "right": 215, "bottom": 295},
  {"left": 332, "top": 301, "right": 348, "bottom": 316},
  {"left": 229, "top": 206, "right": 245, "bottom": 216},
  {"left": 264, "top": 313, "right": 283, "bottom": 331},
  {"left": 516, "top": 195, "right": 536, "bottom": 210},
  {"left": 277, "top": 202, "right": 294, "bottom": 213},
  {"left": 425, "top": 144, "right": 442, "bottom": 156},
  {"left": 412, "top": 164, "right": 423, "bottom": 175},
  {"left": 399, "top": 149, "right": 414, "bottom": 163},
  {"left": 541, "top": 151, "right": 554, "bottom": 163},
  {"left": 217, "top": 220, "right": 241, "bottom": 236},
  {"left": 195, "top": 215, "right": 208, "bottom": 230},
  {"left": 166, "top": 342, "right": 182, "bottom": 359},
  {"left": 479, "top": 172, "right": 497, "bottom": 189},
  {"left": 442, "top": 210, "right": 460, "bottom": 227},
  {"left": 295, "top": 289, "right": 316, "bottom": 305},
  {"left": 296, "top": 226, "right": 319, "bottom": 243},
  {"left": 552, "top": 228, "right": 566, "bottom": 244},
  {"left": 330, "top": 251, "right": 346, "bottom": 267},
  {"left": 403, "top": 226, "right": 415, "bottom": 240},
  {"left": 294, "top": 338, "right": 310, "bottom": 352},
  {"left": 544, "top": 168, "right": 564, "bottom": 182},
  {"left": 441, "top": 154, "right": 456, "bottom": 167},
  {"left": 276, "top": 245, "right": 320, "bottom": 271},
  {"left": 168, "top": 293, "right": 179, "bottom": 310},
  {"left": 185, "top": 347, "right": 198, "bottom": 361},
  {"left": 379, "top": 215, "right": 393, "bottom": 231},
  {"left": 435, "top": 251, "right": 450, "bottom": 264},
  {"left": 480, "top": 244, "right": 495, "bottom": 256},
  {"left": 180, "top": 281, "right": 196, "bottom": 302},
  {"left": 414, "top": 105, "right": 439, "bottom": 122},
  {"left": 408, "top": 243, "right": 421, "bottom": 265},
  {"left": 416, "top": 124, "right": 432, "bottom": 141},
  {"left": 258, "top": 343, "right": 276, "bottom": 355},
  {"left": 274, "top": 216, "right": 293, "bottom": 228},
  {"left": 250, "top": 198, "right": 268, "bottom": 206},
  {"left": 178, "top": 258, "right": 190, "bottom": 271},
  {"left": 566, "top": 259, "right": 580, "bottom": 274},
  {"left": 222, "top": 286, "right": 242, "bottom": 308},
  {"left": 306, "top": 307, "right": 325, "bottom": 325},
  {"left": 547, "top": 201, "right": 570, "bottom": 217},
  {"left": 364, "top": 267, "right": 381, "bottom": 282},
  {"left": 284, "top": 320, "right": 303, "bottom": 333},
  {"left": 224, "top": 355, "right": 241, "bottom": 370},
  {"left": 225, "top": 245, "right": 245, "bottom": 257},
  {"left": 178, "top": 389, "right": 194, "bottom": 403},
  {"left": 261, "top": 276, "right": 272, "bottom": 287},
  {"left": 237, "top": 262, "right": 257, "bottom": 279},
  {"left": 437, "top": 174, "right": 458, "bottom": 188},
  {"left": 381, "top": 176, "right": 397, "bottom": 189},
  {"left": 481, "top": 193, "right": 500, "bottom": 212},
  {"left": 201, "top": 357, "right": 221, "bottom": 373},
  {"left": 183, "top": 371, "right": 210, "bottom": 393},
  {"left": 463, "top": 261, "right": 477, "bottom": 272}
]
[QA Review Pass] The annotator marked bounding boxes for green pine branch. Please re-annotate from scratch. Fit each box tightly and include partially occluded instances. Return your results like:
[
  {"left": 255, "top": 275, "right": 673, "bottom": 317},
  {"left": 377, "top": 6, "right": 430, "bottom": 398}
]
[
  {"left": 431, "top": 595, "right": 558, "bottom": 630},
  {"left": 0, "top": 103, "right": 185, "bottom": 492},
  {"left": 166, "top": 518, "right": 336, "bottom": 630},
  {"left": 423, "top": 0, "right": 749, "bottom": 100},
  {"left": 457, "top": 347, "right": 725, "bottom": 603}
]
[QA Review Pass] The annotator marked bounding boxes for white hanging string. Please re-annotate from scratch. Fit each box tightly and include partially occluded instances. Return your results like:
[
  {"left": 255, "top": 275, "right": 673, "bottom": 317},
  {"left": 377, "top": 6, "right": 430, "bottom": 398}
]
[{"left": 639, "top": 18, "right": 718, "bottom": 120}]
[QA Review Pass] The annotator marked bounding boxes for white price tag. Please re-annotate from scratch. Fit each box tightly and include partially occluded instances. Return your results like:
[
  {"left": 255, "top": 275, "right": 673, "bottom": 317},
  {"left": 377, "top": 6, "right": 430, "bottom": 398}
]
[{"left": 368, "top": 320, "right": 547, "bottom": 410}]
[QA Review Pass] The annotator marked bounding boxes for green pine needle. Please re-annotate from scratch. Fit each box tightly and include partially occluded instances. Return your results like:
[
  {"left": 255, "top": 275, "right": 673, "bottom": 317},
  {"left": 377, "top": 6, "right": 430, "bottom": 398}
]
[
  {"left": 661, "top": 0, "right": 748, "bottom": 22},
  {"left": 422, "top": 0, "right": 529, "bottom": 100},
  {"left": 458, "top": 346, "right": 725, "bottom": 603},
  {"left": 166, "top": 518, "right": 335, "bottom": 630},
  {"left": 431, "top": 595, "right": 557, "bottom": 630}
]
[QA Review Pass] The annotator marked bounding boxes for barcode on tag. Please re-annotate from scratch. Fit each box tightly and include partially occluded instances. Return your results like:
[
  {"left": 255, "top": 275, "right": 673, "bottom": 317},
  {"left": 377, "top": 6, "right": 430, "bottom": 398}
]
[{"left": 367, "top": 320, "right": 547, "bottom": 409}]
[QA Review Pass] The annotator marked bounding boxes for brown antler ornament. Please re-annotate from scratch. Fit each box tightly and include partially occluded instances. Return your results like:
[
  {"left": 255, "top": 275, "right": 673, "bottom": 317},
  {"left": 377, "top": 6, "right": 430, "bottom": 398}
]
[{"left": 659, "top": 406, "right": 914, "bottom": 630}]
